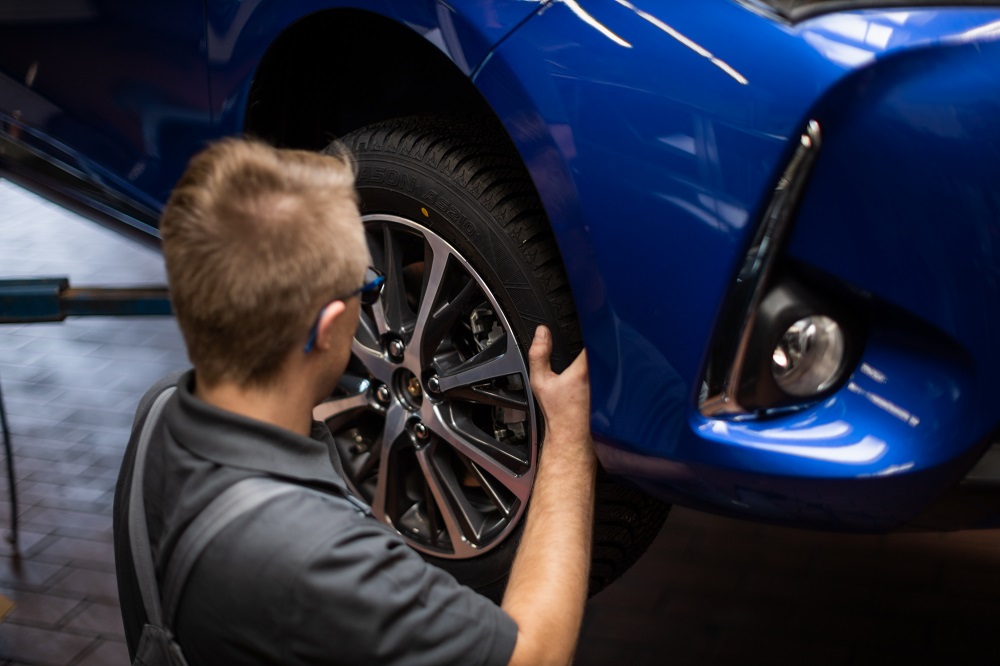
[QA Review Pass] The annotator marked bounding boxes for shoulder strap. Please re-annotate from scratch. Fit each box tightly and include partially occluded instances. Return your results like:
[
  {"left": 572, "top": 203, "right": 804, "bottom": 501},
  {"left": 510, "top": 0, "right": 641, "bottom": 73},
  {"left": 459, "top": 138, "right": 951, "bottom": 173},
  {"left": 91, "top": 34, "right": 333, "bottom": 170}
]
[
  {"left": 128, "top": 386, "right": 176, "bottom": 627},
  {"left": 161, "top": 477, "right": 300, "bottom": 626},
  {"left": 127, "top": 389, "right": 362, "bottom": 632}
]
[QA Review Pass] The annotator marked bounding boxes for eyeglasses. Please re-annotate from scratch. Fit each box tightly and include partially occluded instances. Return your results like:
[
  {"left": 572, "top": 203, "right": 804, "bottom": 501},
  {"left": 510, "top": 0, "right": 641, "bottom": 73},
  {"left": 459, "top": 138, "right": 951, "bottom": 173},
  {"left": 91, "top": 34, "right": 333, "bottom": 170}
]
[{"left": 304, "top": 266, "right": 385, "bottom": 353}]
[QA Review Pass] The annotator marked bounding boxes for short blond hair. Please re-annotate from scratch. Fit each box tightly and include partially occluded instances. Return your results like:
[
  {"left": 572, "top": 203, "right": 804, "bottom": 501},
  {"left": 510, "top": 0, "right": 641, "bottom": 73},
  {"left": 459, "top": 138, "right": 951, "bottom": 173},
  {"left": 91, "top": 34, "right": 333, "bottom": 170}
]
[{"left": 161, "top": 139, "right": 367, "bottom": 387}]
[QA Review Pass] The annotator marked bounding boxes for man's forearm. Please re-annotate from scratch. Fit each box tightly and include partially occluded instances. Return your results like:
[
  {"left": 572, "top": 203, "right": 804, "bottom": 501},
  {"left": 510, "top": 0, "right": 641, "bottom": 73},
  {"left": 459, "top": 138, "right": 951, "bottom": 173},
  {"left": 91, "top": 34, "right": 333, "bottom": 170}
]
[{"left": 502, "top": 431, "right": 597, "bottom": 666}]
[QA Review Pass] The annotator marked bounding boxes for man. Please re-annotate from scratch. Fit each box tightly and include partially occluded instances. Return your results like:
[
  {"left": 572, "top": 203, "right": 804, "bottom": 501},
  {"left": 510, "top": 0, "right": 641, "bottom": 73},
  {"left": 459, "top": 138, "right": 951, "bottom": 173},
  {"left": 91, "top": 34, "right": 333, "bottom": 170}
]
[{"left": 112, "top": 139, "right": 596, "bottom": 665}]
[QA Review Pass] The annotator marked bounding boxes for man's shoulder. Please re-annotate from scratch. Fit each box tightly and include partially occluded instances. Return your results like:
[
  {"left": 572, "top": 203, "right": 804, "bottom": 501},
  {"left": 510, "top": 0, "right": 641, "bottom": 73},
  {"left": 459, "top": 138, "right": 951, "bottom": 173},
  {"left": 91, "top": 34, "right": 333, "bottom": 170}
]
[
  {"left": 131, "top": 370, "right": 189, "bottom": 430},
  {"left": 223, "top": 483, "right": 375, "bottom": 551},
  {"left": 183, "top": 484, "right": 381, "bottom": 608}
]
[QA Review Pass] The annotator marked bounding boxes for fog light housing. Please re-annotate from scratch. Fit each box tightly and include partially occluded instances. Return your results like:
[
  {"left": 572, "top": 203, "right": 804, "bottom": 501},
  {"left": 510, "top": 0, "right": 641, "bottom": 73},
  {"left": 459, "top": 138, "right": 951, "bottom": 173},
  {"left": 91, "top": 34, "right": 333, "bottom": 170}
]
[
  {"left": 729, "top": 278, "right": 860, "bottom": 412},
  {"left": 771, "top": 315, "right": 845, "bottom": 397}
]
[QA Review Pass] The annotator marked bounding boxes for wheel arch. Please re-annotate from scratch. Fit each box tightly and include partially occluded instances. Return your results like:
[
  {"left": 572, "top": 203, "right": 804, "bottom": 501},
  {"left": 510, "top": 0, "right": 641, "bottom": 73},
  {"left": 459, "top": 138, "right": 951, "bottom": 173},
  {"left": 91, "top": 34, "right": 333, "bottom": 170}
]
[
  {"left": 240, "top": 5, "right": 601, "bottom": 360},
  {"left": 241, "top": 5, "right": 595, "bottom": 343},
  {"left": 243, "top": 8, "right": 499, "bottom": 151}
]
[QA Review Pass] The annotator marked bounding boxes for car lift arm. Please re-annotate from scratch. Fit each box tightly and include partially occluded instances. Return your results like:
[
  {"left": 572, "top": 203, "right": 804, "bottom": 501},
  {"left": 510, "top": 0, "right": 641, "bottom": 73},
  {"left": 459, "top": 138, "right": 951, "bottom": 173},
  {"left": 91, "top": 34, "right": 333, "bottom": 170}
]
[
  {"left": 0, "top": 277, "right": 171, "bottom": 322},
  {"left": 0, "top": 278, "right": 172, "bottom": 546}
]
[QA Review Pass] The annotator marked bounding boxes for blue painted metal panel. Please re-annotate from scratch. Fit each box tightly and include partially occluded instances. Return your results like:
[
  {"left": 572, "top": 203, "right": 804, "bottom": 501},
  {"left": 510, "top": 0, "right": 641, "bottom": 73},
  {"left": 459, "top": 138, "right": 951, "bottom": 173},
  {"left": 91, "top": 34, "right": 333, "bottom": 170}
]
[
  {"left": 786, "top": 25, "right": 1000, "bottom": 448},
  {"left": 474, "top": 3, "right": 1000, "bottom": 527},
  {"left": 205, "top": 1, "right": 548, "bottom": 143},
  {"left": 0, "top": 1, "right": 212, "bottom": 207}
]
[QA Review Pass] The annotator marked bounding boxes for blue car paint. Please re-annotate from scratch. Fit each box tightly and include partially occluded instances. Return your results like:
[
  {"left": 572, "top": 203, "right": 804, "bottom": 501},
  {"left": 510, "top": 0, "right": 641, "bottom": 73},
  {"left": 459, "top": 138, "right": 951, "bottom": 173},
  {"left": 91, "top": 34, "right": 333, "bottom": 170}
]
[
  {"left": 205, "top": 1, "right": 547, "bottom": 149},
  {"left": 789, "top": 34, "right": 1000, "bottom": 438},
  {"left": 2, "top": 1, "right": 999, "bottom": 529},
  {"left": 0, "top": 1, "right": 213, "bottom": 210},
  {"left": 472, "top": 3, "right": 1000, "bottom": 526}
]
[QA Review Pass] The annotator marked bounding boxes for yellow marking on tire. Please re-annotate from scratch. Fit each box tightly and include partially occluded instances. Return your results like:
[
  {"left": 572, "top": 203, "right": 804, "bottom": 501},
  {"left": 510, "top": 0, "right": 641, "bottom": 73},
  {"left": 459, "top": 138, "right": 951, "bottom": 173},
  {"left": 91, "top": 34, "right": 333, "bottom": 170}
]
[{"left": 421, "top": 207, "right": 430, "bottom": 218}]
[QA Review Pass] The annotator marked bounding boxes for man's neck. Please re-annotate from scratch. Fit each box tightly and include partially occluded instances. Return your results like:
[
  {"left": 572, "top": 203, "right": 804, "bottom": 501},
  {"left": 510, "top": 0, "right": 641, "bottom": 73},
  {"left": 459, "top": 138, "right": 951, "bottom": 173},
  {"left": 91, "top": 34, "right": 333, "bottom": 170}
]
[{"left": 195, "top": 375, "right": 315, "bottom": 437}]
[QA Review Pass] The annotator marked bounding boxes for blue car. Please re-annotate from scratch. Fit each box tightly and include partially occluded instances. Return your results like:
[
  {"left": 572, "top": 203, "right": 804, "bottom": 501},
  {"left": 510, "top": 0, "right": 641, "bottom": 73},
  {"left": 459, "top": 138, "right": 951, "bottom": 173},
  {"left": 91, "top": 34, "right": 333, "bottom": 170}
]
[{"left": 3, "top": 0, "right": 1000, "bottom": 596}]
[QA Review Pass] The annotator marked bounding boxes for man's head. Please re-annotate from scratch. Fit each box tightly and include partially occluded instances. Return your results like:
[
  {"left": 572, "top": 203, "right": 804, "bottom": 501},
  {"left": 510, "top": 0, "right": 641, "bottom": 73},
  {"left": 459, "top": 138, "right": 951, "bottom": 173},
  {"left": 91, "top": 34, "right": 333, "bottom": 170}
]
[{"left": 161, "top": 139, "right": 368, "bottom": 388}]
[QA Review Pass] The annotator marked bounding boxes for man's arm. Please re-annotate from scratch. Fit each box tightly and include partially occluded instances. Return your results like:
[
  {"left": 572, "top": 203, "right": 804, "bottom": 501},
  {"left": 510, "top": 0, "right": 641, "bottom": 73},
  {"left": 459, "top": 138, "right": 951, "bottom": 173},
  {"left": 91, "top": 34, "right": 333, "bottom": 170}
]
[{"left": 502, "top": 325, "right": 597, "bottom": 666}]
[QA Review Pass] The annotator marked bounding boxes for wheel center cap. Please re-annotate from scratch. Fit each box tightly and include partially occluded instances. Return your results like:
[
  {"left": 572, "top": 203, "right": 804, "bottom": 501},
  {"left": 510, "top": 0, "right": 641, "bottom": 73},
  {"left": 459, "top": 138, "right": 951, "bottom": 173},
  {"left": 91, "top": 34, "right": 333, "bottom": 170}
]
[{"left": 393, "top": 369, "right": 423, "bottom": 410}]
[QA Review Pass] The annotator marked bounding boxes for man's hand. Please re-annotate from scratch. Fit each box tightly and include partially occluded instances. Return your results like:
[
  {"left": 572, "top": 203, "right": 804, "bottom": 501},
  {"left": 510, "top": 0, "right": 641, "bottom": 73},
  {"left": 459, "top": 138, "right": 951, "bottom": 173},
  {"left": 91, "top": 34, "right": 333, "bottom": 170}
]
[
  {"left": 527, "top": 325, "right": 594, "bottom": 460},
  {"left": 503, "top": 325, "right": 596, "bottom": 666}
]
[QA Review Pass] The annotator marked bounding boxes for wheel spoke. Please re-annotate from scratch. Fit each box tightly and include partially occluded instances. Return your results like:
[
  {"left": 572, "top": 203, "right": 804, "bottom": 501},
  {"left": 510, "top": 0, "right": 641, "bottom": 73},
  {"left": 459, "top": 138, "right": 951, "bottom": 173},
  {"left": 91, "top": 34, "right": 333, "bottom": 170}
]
[
  {"left": 313, "top": 374, "right": 370, "bottom": 423},
  {"left": 356, "top": 307, "right": 381, "bottom": 349},
  {"left": 409, "top": 237, "right": 453, "bottom": 363},
  {"left": 429, "top": 416, "right": 532, "bottom": 501},
  {"left": 415, "top": 445, "right": 481, "bottom": 557},
  {"left": 461, "top": 456, "right": 517, "bottom": 519},
  {"left": 312, "top": 392, "right": 369, "bottom": 422},
  {"left": 422, "top": 482, "right": 444, "bottom": 549},
  {"left": 351, "top": 337, "right": 394, "bottom": 385},
  {"left": 419, "top": 277, "right": 480, "bottom": 364},
  {"left": 380, "top": 226, "right": 414, "bottom": 336},
  {"left": 436, "top": 338, "right": 525, "bottom": 393},
  {"left": 370, "top": 293, "right": 390, "bottom": 338},
  {"left": 441, "top": 384, "right": 528, "bottom": 410},
  {"left": 369, "top": 403, "right": 408, "bottom": 523}
]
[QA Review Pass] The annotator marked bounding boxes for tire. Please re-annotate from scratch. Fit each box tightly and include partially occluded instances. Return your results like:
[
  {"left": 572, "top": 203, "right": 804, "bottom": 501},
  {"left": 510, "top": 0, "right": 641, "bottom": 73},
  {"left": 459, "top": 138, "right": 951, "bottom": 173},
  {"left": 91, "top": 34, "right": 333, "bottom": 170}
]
[{"left": 313, "top": 116, "right": 669, "bottom": 600}]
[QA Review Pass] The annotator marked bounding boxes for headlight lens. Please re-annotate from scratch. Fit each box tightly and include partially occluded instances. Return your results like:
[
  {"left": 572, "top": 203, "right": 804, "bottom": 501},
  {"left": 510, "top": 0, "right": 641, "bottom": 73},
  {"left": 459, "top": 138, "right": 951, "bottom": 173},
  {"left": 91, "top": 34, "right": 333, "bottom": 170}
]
[{"left": 771, "top": 315, "right": 845, "bottom": 397}]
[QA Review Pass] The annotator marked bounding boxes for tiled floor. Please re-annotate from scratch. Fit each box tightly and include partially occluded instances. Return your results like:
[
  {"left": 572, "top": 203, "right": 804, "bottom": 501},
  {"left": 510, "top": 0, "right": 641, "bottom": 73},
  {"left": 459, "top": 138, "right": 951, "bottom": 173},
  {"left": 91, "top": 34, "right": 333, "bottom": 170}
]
[
  {"left": 0, "top": 179, "right": 186, "bottom": 666},
  {"left": 1, "top": 178, "right": 999, "bottom": 665}
]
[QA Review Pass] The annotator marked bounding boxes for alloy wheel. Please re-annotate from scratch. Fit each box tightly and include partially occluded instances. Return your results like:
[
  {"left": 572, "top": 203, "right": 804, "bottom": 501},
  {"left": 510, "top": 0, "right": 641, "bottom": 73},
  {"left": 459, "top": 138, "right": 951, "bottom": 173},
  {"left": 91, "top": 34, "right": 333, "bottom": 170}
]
[{"left": 313, "top": 214, "right": 537, "bottom": 558}]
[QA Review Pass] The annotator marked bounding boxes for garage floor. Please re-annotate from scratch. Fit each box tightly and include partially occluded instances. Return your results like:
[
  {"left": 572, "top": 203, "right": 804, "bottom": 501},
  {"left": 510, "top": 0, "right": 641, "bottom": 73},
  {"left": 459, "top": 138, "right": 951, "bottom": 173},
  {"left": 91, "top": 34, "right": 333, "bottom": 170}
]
[{"left": 0, "top": 179, "right": 998, "bottom": 665}]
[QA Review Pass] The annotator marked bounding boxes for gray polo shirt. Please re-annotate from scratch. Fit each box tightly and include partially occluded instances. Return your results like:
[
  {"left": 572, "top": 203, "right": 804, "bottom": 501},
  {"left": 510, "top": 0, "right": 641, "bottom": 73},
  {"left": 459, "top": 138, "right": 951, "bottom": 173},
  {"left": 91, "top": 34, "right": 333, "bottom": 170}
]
[{"left": 115, "top": 371, "right": 517, "bottom": 666}]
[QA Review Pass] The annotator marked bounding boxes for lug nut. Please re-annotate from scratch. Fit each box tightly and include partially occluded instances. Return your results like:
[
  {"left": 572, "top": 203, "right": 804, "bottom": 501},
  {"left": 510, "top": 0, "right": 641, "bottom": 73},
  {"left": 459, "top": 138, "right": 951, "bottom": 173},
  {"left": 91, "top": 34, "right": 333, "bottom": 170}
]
[
  {"left": 414, "top": 422, "right": 430, "bottom": 440},
  {"left": 388, "top": 339, "right": 405, "bottom": 360},
  {"left": 426, "top": 376, "right": 441, "bottom": 393},
  {"left": 375, "top": 384, "right": 391, "bottom": 404}
]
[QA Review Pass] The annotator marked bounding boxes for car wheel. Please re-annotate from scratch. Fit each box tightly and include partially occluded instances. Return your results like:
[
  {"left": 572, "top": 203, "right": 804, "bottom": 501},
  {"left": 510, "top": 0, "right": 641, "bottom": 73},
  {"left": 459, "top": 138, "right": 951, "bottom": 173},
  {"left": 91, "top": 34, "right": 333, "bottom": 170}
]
[{"left": 313, "top": 117, "right": 669, "bottom": 599}]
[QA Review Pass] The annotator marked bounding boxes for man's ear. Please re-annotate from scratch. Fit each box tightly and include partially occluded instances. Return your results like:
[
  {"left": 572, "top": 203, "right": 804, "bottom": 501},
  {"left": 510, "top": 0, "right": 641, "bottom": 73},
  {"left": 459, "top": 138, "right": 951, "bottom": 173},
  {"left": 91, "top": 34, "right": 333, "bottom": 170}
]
[{"left": 314, "top": 300, "right": 348, "bottom": 352}]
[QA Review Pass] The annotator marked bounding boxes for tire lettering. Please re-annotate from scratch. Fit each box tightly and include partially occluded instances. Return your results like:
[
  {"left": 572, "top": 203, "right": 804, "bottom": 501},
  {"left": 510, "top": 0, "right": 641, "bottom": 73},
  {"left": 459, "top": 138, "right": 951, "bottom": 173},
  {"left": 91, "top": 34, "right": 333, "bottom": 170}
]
[
  {"left": 371, "top": 167, "right": 386, "bottom": 184},
  {"left": 399, "top": 172, "right": 415, "bottom": 193},
  {"left": 460, "top": 214, "right": 476, "bottom": 238}
]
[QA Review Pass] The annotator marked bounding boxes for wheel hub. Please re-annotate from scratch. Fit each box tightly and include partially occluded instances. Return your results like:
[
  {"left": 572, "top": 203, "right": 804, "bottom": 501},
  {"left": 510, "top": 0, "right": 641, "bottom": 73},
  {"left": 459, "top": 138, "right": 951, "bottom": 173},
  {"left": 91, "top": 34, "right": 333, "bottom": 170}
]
[{"left": 393, "top": 369, "right": 423, "bottom": 410}]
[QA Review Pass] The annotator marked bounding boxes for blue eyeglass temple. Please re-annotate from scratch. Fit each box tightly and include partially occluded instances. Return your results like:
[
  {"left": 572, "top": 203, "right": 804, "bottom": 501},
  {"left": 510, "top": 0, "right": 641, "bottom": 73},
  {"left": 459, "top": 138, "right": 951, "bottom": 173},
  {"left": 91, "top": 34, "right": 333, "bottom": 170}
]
[{"left": 304, "top": 268, "right": 384, "bottom": 353}]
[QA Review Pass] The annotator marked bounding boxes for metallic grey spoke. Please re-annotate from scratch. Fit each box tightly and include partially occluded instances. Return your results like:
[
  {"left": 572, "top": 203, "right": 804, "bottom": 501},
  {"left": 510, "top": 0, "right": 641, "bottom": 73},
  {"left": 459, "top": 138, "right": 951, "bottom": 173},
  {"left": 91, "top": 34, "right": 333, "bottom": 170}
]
[
  {"left": 448, "top": 411, "right": 530, "bottom": 469},
  {"left": 312, "top": 393, "right": 369, "bottom": 422},
  {"left": 429, "top": 419, "right": 532, "bottom": 501},
  {"left": 351, "top": 338, "right": 394, "bottom": 384},
  {"left": 338, "top": 373, "right": 371, "bottom": 395},
  {"left": 463, "top": 458, "right": 517, "bottom": 519},
  {"left": 442, "top": 384, "right": 528, "bottom": 410},
  {"left": 370, "top": 403, "right": 408, "bottom": 524},
  {"left": 408, "top": 236, "right": 452, "bottom": 364},
  {"left": 415, "top": 447, "right": 480, "bottom": 557},
  {"left": 419, "top": 278, "right": 479, "bottom": 362},
  {"left": 371, "top": 293, "right": 390, "bottom": 337},
  {"left": 437, "top": 341, "right": 526, "bottom": 393},
  {"left": 380, "top": 226, "right": 414, "bottom": 336},
  {"left": 356, "top": 309, "right": 381, "bottom": 348}
]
